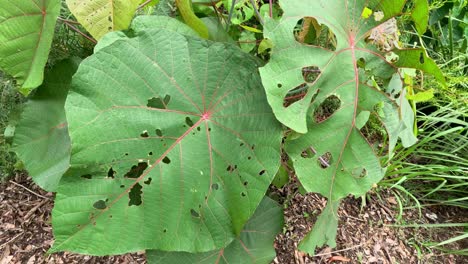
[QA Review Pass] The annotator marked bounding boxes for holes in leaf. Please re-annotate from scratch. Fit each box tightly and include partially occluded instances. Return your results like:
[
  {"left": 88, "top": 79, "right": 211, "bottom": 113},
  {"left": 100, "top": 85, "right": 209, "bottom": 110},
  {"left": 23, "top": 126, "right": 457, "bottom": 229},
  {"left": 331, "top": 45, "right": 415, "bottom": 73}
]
[
  {"left": 302, "top": 66, "right": 320, "bottom": 83},
  {"left": 190, "top": 209, "right": 200, "bottom": 218},
  {"left": 124, "top": 162, "right": 148, "bottom": 178},
  {"left": 125, "top": 153, "right": 129, "bottom": 156},
  {"left": 144, "top": 177, "right": 152, "bottom": 185},
  {"left": 283, "top": 83, "right": 308, "bottom": 107},
  {"left": 241, "top": 192, "right": 246, "bottom": 197},
  {"left": 147, "top": 95, "right": 171, "bottom": 109},
  {"left": 251, "top": 144, "right": 255, "bottom": 150},
  {"left": 301, "top": 147, "right": 316, "bottom": 158},
  {"left": 197, "top": 127, "right": 201, "bottom": 131},
  {"left": 163, "top": 229, "right": 167, "bottom": 233},
  {"left": 226, "top": 164, "right": 237, "bottom": 173},
  {"left": 155, "top": 129, "right": 163, "bottom": 137},
  {"left": 185, "top": 117, "right": 194, "bottom": 127},
  {"left": 419, "top": 52, "right": 425, "bottom": 64},
  {"left": 128, "top": 183, "right": 143, "bottom": 206},
  {"left": 243, "top": 181, "right": 248, "bottom": 186},
  {"left": 93, "top": 200, "right": 107, "bottom": 210},
  {"left": 352, "top": 167, "right": 367, "bottom": 178},
  {"left": 277, "top": 83, "right": 283, "bottom": 88},
  {"left": 259, "top": 170, "right": 266, "bottom": 175},
  {"left": 148, "top": 151, "right": 153, "bottom": 156},
  {"left": 294, "top": 18, "right": 337, "bottom": 51},
  {"left": 247, "top": 156, "right": 251, "bottom": 160},
  {"left": 120, "top": 185, "right": 125, "bottom": 188},
  {"left": 313, "top": 95, "right": 341, "bottom": 123},
  {"left": 162, "top": 156, "right": 171, "bottom": 164},
  {"left": 211, "top": 183, "right": 219, "bottom": 190},
  {"left": 107, "top": 168, "right": 115, "bottom": 178},
  {"left": 81, "top": 174, "right": 92, "bottom": 179},
  {"left": 140, "top": 130, "right": 149, "bottom": 138},
  {"left": 357, "top": 57, "right": 366, "bottom": 69},
  {"left": 317, "top": 152, "right": 332, "bottom": 168}
]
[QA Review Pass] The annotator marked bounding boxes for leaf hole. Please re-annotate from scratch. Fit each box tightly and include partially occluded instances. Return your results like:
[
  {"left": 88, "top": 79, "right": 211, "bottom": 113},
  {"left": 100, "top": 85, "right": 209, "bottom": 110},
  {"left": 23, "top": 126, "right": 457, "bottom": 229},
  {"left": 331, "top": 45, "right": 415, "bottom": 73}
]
[
  {"left": 147, "top": 95, "right": 171, "bottom": 109},
  {"left": 241, "top": 192, "right": 246, "bottom": 197},
  {"left": 259, "top": 170, "right": 266, "bottom": 175},
  {"left": 247, "top": 156, "right": 251, "bottom": 160},
  {"left": 155, "top": 129, "right": 163, "bottom": 137},
  {"left": 357, "top": 57, "right": 366, "bottom": 68},
  {"left": 317, "top": 152, "right": 332, "bottom": 168},
  {"left": 277, "top": 83, "right": 283, "bottom": 88},
  {"left": 124, "top": 162, "right": 148, "bottom": 178},
  {"left": 162, "top": 156, "right": 171, "bottom": 164},
  {"left": 120, "top": 185, "right": 125, "bottom": 188},
  {"left": 283, "top": 83, "right": 308, "bottom": 107},
  {"left": 163, "top": 229, "right": 167, "bottom": 233},
  {"left": 148, "top": 151, "right": 153, "bottom": 156},
  {"left": 144, "top": 177, "right": 152, "bottom": 185},
  {"left": 93, "top": 200, "right": 107, "bottom": 210},
  {"left": 302, "top": 66, "right": 320, "bottom": 83},
  {"left": 313, "top": 95, "right": 341, "bottom": 123},
  {"left": 197, "top": 127, "right": 201, "bottom": 131},
  {"left": 190, "top": 209, "right": 200, "bottom": 218},
  {"left": 301, "top": 147, "right": 316, "bottom": 158},
  {"left": 140, "top": 130, "right": 149, "bottom": 138},
  {"left": 212, "top": 183, "right": 219, "bottom": 190},
  {"left": 185, "top": 117, "right": 194, "bottom": 127},
  {"left": 243, "top": 181, "right": 248, "bottom": 186},
  {"left": 128, "top": 183, "right": 143, "bottom": 206},
  {"left": 107, "top": 168, "right": 115, "bottom": 178},
  {"left": 352, "top": 167, "right": 368, "bottom": 178},
  {"left": 81, "top": 174, "right": 92, "bottom": 179},
  {"left": 295, "top": 18, "right": 337, "bottom": 51}
]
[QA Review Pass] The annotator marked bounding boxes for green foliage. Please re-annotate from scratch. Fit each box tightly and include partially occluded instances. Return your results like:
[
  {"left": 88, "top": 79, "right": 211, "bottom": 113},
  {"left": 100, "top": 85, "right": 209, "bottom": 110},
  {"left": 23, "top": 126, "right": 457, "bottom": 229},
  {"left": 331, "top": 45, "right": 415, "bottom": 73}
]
[
  {"left": 0, "top": 0, "right": 61, "bottom": 93},
  {"left": 147, "top": 197, "right": 284, "bottom": 264},
  {"left": 49, "top": 27, "right": 282, "bottom": 255},
  {"left": 0, "top": 73, "right": 23, "bottom": 181},
  {"left": 259, "top": 0, "right": 443, "bottom": 253},
  {"left": 13, "top": 59, "right": 79, "bottom": 192},
  {"left": 65, "top": 0, "right": 140, "bottom": 40},
  {"left": 1, "top": 0, "right": 450, "bottom": 260}
]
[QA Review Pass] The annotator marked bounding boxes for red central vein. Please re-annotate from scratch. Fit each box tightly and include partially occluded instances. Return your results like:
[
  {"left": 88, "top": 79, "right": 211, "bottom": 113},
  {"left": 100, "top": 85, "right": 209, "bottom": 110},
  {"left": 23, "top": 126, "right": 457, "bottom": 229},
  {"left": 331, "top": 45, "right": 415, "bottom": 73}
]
[{"left": 329, "top": 34, "right": 360, "bottom": 213}]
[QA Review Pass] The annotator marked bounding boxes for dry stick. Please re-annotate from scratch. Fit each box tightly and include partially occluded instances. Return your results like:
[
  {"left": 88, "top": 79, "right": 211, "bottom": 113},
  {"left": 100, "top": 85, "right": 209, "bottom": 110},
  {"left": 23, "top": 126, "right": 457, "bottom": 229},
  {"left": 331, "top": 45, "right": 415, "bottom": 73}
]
[
  {"left": 311, "top": 243, "right": 364, "bottom": 257},
  {"left": 58, "top": 17, "right": 97, "bottom": 44},
  {"left": 248, "top": 0, "right": 264, "bottom": 25},
  {"left": 138, "top": 0, "right": 152, "bottom": 9},
  {"left": 9, "top": 181, "right": 51, "bottom": 200},
  {"left": 308, "top": 146, "right": 330, "bottom": 168},
  {"left": 269, "top": 0, "right": 273, "bottom": 18},
  {"left": 0, "top": 232, "right": 24, "bottom": 249},
  {"left": 23, "top": 199, "right": 49, "bottom": 220}
]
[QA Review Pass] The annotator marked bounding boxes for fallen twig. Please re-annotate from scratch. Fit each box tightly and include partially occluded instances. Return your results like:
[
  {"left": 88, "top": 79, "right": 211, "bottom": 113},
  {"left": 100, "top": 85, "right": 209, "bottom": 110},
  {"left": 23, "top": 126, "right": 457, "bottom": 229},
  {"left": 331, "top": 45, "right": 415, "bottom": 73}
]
[{"left": 9, "top": 181, "right": 51, "bottom": 200}]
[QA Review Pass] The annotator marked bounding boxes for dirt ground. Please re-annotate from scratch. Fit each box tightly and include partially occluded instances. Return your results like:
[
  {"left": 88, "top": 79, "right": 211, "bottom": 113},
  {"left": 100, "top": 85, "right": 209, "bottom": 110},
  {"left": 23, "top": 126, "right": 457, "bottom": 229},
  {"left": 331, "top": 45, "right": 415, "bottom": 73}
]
[{"left": 1, "top": 173, "right": 467, "bottom": 264}]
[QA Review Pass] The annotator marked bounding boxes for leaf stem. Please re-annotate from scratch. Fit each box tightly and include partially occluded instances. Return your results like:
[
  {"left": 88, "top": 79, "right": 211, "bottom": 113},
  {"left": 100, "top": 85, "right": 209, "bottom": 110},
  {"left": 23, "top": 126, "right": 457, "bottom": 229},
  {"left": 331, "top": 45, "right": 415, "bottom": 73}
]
[{"left": 58, "top": 17, "right": 97, "bottom": 44}]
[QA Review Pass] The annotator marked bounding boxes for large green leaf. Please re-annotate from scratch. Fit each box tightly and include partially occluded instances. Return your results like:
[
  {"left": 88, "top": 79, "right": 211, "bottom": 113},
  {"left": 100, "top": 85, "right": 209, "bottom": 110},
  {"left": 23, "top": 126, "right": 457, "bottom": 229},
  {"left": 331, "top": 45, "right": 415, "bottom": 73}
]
[
  {"left": 259, "top": 0, "right": 443, "bottom": 253},
  {"left": 147, "top": 196, "right": 283, "bottom": 264},
  {"left": 13, "top": 59, "right": 79, "bottom": 192},
  {"left": 0, "top": 0, "right": 61, "bottom": 93},
  {"left": 50, "top": 28, "right": 282, "bottom": 255},
  {"left": 65, "top": 0, "right": 140, "bottom": 40}
]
